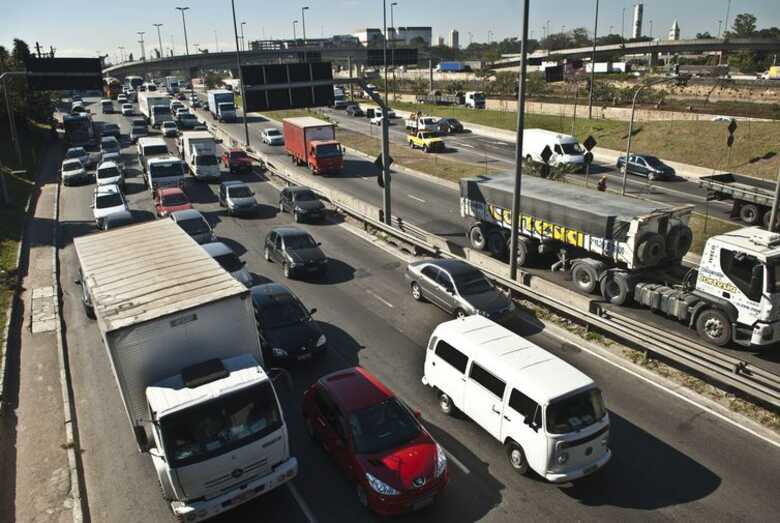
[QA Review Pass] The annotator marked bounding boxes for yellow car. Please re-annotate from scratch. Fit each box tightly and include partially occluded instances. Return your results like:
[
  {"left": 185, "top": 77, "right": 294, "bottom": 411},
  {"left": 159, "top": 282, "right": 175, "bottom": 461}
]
[{"left": 407, "top": 131, "right": 445, "bottom": 153}]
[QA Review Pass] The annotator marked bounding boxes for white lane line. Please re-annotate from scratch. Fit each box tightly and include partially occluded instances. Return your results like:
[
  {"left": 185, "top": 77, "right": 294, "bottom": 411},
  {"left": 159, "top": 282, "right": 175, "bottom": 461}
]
[
  {"left": 443, "top": 447, "right": 471, "bottom": 475},
  {"left": 457, "top": 143, "right": 475, "bottom": 149},
  {"left": 287, "top": 483, "right": 318, "bottom": 523},
  {"left": 408, "top": 194, "right": 426, "bottom": 203},
  {"left": 367, "top": 289, "right": 394, "bottom": 308}
]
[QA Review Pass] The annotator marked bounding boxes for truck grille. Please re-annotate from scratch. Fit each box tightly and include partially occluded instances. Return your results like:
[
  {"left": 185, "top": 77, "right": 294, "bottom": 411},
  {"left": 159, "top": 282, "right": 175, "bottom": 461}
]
[{"left": 204, "top": 457, "right": 269, "bottom": 494}]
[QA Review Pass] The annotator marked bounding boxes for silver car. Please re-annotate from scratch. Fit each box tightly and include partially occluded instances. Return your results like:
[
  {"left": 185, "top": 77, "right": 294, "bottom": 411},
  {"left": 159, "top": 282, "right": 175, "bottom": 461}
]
[{"left": 405, "top": 259, "right": 514, "bottom": 320}]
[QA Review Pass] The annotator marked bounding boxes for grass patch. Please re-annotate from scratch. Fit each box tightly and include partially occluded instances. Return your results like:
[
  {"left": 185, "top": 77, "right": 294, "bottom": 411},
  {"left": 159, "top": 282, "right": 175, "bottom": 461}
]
[
  {"left": 390, "top": 101, "right": 780, "bottom": 180},
  {"left": 688, "top": 213, "right": 741, "bottom": 255}
]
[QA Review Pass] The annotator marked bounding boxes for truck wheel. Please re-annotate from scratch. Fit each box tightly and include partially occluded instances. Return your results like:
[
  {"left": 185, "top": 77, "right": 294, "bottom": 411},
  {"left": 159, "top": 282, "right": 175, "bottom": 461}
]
[
  {"left": 469, "top": 225, "right": 487, "bottom": 251},
  {"left": 509, "top": 238, "right": 531, "bottom": 267},
  {"left": 572, "top": 263, "right": 599, "bottom": 294},
  {"left": 636, "top": 233, "right": 665, "bottom": 267},
  {"left": 600, "top": 273, "right": 632, "bottom": 305},
  {"left": 696, "top": 309, "right": 731, "bottom": 346},
  {"left": 739, "top": 204, "right": 760, "bottom": 225},
  {"left": 762, "top": 210, "right": 776, "bottom": 229},
  {"left": 506, "top": 441, "right": 530, "bottom": 475},
  {"left": 666, "top": 225, "right": 693, "bottom": 259}
]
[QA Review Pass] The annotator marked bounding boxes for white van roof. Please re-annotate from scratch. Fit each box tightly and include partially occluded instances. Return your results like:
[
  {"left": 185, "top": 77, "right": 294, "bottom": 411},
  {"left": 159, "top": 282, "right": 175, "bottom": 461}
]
[
  {"left": 137, "top": 136, "right": 167, "bottom": 148},
  {"left": 524, "top": 128, "right": 579, "bottom": 143},
  {"left": 432, "top": 315, "right": 594, "bottom": 404}
]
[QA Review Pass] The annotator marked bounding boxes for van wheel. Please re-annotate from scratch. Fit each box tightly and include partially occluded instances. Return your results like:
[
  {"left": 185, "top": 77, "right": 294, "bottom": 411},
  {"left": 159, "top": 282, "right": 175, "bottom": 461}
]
[
  {"left": 410, "top": 282, "right": 424, "bottom": 301},
  {"left": 439, "top": 393, "right": 456, "bottom": 416},
  {"left": 506, "top": 441, "right": 530, "bottom": 475},
  {"left": 455, "top": 309, "right": 467, "bottom": 319}
]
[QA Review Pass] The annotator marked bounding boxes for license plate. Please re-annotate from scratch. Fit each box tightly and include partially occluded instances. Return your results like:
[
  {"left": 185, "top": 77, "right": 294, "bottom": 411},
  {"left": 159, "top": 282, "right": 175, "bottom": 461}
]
[{"left": 298, "top": 353, "right": 312, "bottom": 361}]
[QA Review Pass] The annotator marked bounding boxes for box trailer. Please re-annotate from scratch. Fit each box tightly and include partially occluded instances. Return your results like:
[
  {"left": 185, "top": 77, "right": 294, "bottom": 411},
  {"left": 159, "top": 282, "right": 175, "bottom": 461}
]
[
  {"left": 698, "top": 173, "right": 777, "bottom": 227},
  {"left": 138, "top": 91, "right": 172, "bottom": 127},
  {"left": 283, "top": 117, "right": 344, "bottom": 175},
  {"left": 207, "top": 89, "right": 237, "bottom": 122},
  {"left": 74, "top": 219, "right": 297, "bottom": 521},
  {"left": 179, "top": 131, "right": 220, "bottom": 181}
]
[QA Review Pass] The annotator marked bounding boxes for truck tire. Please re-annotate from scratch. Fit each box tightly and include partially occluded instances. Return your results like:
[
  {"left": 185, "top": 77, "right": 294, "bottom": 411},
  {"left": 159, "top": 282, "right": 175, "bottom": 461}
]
[
  {"left": 739, "top": 203, "right": 760, "bottom": 225},
  {"left": 695, "top": 308, "right": 731, "bottom": 346},
  {"left": 512, "top": 238, "right": 531, "bottom": 267},
  {"left": 636, "top": 233, "right": 665, "bottom": 267},
  {"left": 572, "top": 263, "right": 599, "bottom": 294},
  {"left": 666, "top": 225, "right": 694, "bottom": 260},
  {"left": 762, "top": 210, "right": 776, "bottom": 229},
  {"left": 469, "top": 225, "right": 487, "bottom": 251},
  {"left": 600, "top": 272, "right": 633, "bottom": 306}
]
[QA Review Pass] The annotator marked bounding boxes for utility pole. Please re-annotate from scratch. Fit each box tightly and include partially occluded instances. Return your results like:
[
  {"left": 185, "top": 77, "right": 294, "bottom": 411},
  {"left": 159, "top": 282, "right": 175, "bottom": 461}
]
[
  {"left": 509, "top": 0, "right": 530, "bottom": 281},
  {"left": 241, "top": 22, "right": 247, "bottom": 52},
  {"left": 428, "top": 59, "right": 433, "bottom": 91},
  {"left": 154, "top": 24, "right": 164, "bottom": 60},
  {"left": 301, "top": 6, "right": 310, "bottom": 62},
  {"left": 390, "top": 1, "right": 398, "bottom": 101},
  {"left": 381, "top": 0, "right": 391, "bottom": 225},
  {"left": 769, "top": 169, "right": 780, "bottom": 232},
  {"left": 1, "top": 73, "right": 24, "bottom": 167},
  {"left": 35, "top": 42, "right": 42, "bottom": 57},
  {"left": 588, "top": 0, "right": 599, "bottom": 119},
  {"left": 215, "top": 30, "right": 219, "bottom": 53},
  {"left": 724, "top": 0, "right": 732, "bottom": 36},
  {"left": 118, "top": 46, "right": 125, "bottom": 62},
  {"left": 230, "top": 0, "right": 250, "bottom": 148},
  {"left": 137, "top": 32, "right": 146, "bottom": 61},
  {"left": 176, "top": 6, "right": 191, "bottom": 55},
  {"left": 621, "top": 7, "right": 625, "bottom": 42},
  {"left": 293, "top": 20, "right": 298, "bottom": 41}
]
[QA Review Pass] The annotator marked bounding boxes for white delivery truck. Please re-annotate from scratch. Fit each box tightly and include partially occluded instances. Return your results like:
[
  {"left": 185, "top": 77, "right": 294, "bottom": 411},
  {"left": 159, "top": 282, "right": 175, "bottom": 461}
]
[
  {"left": 179, "top": 131, "right": 221, "bottom": 181},
  {"left": 138, "top": 91, "right": 173, "bottom": 128},
  {"left": 73, "top": 219, "right": 298, "bottom": 522},
  {"left": 522, "top": 129, "right": 585, "bottom": 171},
  {"left": 207, "top": 89, "right": 237, "bottom": 122},
  {"left": 464, "top": 91, "right": 486, "bottom": 109},
  {"left": 146, "top": 155, "right": 187, "bottom": 192},
  {"left": 165, "top": 76, "right": 180, "bottom": 94}
]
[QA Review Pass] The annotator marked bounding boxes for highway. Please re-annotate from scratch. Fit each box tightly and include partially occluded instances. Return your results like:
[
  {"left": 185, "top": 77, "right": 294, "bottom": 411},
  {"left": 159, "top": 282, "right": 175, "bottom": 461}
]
[{"left": 56, "top": 97, "right": 780, "bottom": 522}]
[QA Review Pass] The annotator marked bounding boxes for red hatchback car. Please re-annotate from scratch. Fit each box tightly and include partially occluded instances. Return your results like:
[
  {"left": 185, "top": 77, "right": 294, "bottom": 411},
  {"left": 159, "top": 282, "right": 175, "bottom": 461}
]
[
  {"left": 302, "top": 367, "right": 448, "bottom": 515},
  {"left": 154, "top": 187, "right": 192, "bottom": 217},
  {"left": 222, "top": 148, "right": 254, "bottom": 174}
]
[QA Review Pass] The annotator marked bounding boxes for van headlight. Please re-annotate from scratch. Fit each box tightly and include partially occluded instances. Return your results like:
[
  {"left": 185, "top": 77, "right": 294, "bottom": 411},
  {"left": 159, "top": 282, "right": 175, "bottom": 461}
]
[
  {"left": 557, "top": 451, "right": 569, "bottom": 464},
  {"left": 435, "top": 443, "right": 447, "bottom": 478},
  {"left": 366, "top": 472, "right": 400, "bottom": 496}
]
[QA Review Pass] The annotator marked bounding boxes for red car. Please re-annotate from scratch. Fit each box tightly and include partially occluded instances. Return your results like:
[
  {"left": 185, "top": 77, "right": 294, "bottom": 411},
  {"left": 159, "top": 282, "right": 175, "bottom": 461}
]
[
  {"left": 154, "top": 187, "right": 192, "bottom": 217},
  {"left": 302, "top": 367, "right": 448, "bottom": 515},
  {"left": 222, "top": 148, "right": 254, "bottom": 173}
]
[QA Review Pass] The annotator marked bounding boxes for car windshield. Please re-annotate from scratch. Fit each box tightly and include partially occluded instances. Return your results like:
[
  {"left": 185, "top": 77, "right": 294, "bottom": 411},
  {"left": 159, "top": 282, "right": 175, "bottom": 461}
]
[
  {"left": 546, "top": 388, "right": 607, "bottom": 434},
  {"left": 196, "top": 155, "right": 218, "bottom": 166},
  {"left": 561, "top": 143, "right": 584, "bottom": 155},
  {"left": 256, "top": 293, "right": 309, "bottom": 327},
  {"left": 101, "top": 142, "right": 119, "bottom": 153},
  {"left": 65, "top": 148, "right": 85, "bottom": 159},
  {"left": 293, "top": 190, "right": 317, "bottom": 202},
  {"left": 132, "top": 123, "right": 147, "bottom": 131},
  {"left": 266, "top": 129, "right": 281, "bottom": 137},
  {"left": 179, "top": 114, "right": 197, "bottom": 121},
  {"left": 97, "top": 167, "right": 120, "bottom": 179},
  {"left": 150, "top": 162, "right": 184, "bottom": 178},
  {"left": 177, "top": 217, "right": 210, "bottom": 235},
  {"left": 348, "top": 397, "right": 421, "bottom": 454},
  {"left": 228, "top": 186, "right": 253, "bottom": 198},
  {"left": 314, "top": 143, "right": 341, "bottom": 158},
  {"left": 453, "top": 270, "right": 493, "bottom": 295},
  {"left": 144, "top": 144, "right": 169, "bottom": 156},
  {"left": 161, "top": 381, "right": 282, "bottom": 468},
  {"left": 62, "top": 162, "right": 82, "bottom": 172},
  {"left": 214, "top": 252, "right": 243, "bottom": 272},
  {"left": 95, "top": 193, "right": 123, "bottom": 209},
  {"left": 162, "top": 123, "right": 176, "bottom": 129},
  {"left": 162, "top": 193, "right": 189, "bottom": 206},
  {"left": 283, "top": 233, "right": 317, "bottom": 250}
]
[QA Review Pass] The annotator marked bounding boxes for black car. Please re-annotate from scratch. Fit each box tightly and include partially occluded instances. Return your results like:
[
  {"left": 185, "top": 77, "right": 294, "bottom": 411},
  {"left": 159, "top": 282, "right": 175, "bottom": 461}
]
[
  {"left": 251, "top": 283, "right": 327, "bottom": 364},
  {"left": 616, "top": 154, "right": 675, "bottom": 181},
  {"left": 264, "top": 227, "right": 328, "bottom": 279},
  {"left": 345, "top": 104, "right": 364, "bottom": 117},
  {"left": 279, "top": 186, "right": 325, "bottom": 223},
  {"left": 437, "top": 117, "right": 464, "bottom": 134},
  {"left": 100, "top": 123, "right": 121, "bottom": 139}
]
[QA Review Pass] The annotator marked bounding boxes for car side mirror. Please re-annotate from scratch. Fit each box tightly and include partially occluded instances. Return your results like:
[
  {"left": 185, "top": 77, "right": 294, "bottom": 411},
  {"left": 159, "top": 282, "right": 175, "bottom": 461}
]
[
  {"left": 310, "top": 307, "right": 318, "bottom": 315},
  {"left": 317, "top": 242, "right": 322, "bottom": 247},
  {"left": 148, "top": 447, "right": 165, "bottom": 461}
]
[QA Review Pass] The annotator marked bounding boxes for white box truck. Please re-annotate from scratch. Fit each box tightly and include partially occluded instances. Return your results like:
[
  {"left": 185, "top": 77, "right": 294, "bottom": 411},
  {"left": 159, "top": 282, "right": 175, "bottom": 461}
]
[
  {"left": 74, "top": 219, "right": 298, "bottom": 522},
  {"left": 207, "top": 89, "right": 237, "bottom": 122},
  {"left": 165, "top": 76, "right": 180, "bottom": 94},
  {"left": 179, "top": 131, "right": 221, "bottom": 181},
  {"left": 138, "top": 91, "right": 172, "bottom": 128}
]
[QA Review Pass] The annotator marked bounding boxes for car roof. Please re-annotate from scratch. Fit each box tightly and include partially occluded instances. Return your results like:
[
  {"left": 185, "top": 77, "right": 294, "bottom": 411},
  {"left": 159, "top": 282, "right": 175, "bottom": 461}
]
[
  {"left": 272, "top": 226, "right": 308, "bottom": 237},
  {"left": 221, "top": 180, "right": 246, "bottom": 188},
  {"left": 250, "top": 282, "right": 295, "bottom": 306},
  {"left": 158, "top": 187, "right": 185, "bottom": 196},
  {"left": 62, "top": 158, "right": 82, "bottom": 166},
  {"left": 411, "top": 258, "right": 479, "bottom": 277},
  {"left": 319, "top": 367, "right": 393, "bottom": 413},
  {"left": 101, "top": 136, "right": 118, "bottom": 143},
  {"left": 97, "top": 161, "right": 119, "bottom": 170},
  {"left": 95, "top": 184, "right": 121, "bottom": 195},
  {"left": 201, "top": 241, "right": 234, "bottom": 258},
  {"left": 170, "top": 209, "right": 205, "bottom": 221}
]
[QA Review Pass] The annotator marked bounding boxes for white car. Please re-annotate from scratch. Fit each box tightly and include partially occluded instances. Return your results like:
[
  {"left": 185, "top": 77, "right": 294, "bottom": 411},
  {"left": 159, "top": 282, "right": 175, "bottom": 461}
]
[
  {"left": 61, "top": 159, "right": 89, "bottom": 186},
  {"left": 64, "top": 146, "right": 90, "bottom": 168},
  {"left": 161, "top": 121, "right": 179, "bottom": 137},
  {"left": 121, "top": 103, "right": 134, "bottom": 116},
  {"left": 174, "top": 107, "right": 190, "bottom": 118},
  {"left": 95, "top": 161, "right": 126, "bottom": 191},
  {"left": 117, "top": 94, "right": 128, "bottom": 103},
  {"left": 92, "top": 184, "right": 129, "bottom": 228},
  {"left": 370, "top": 115, "right": 386, "bottom": 126},
  {"left": 260, "top": 128, "right": 284, "bottom": 145}
]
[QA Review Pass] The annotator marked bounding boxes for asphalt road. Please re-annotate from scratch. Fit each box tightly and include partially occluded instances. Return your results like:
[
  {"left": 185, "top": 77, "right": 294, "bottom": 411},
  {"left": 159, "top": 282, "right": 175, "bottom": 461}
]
[{"left": 56, "top": 97, "right": 780, "bottom": 522}]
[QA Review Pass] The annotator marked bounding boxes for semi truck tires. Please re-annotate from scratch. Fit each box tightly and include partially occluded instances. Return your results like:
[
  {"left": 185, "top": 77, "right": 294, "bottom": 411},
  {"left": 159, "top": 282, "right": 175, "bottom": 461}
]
[
  {"left": 636, "top": 233, "right": 666, "bottom": 266},
  {"left": 572, "top": 263, "right": 599, "bottom": 294},
  {"left": 666, "top": 225, "right": 694, "bottom": 260},
  {"left": 695, "top": 308, "right": 731, "bottom": 346},
  {"left": 600, "top": 271, "right": 633, "bottom": 306},
  {"left": 739, "top": 203, "right": 760, "bottom": 225},
  {"left": 469, "top": 225, "right": 487, "bottom": 251},
  {"left": 487, "top": 232, "right": 506, "bottom": 258}
]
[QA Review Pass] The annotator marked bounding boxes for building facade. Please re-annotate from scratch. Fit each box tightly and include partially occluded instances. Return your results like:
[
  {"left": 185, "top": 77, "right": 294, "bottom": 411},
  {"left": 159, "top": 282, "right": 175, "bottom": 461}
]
[
  {"left": 397, "top": 26, "right": 432, "bottom": 46},
  {"left": 449, "top": 29, "right": 459, "bottom": 49},
  {"left": 353, "top": 28, "right": 384, "bottom": 46}
]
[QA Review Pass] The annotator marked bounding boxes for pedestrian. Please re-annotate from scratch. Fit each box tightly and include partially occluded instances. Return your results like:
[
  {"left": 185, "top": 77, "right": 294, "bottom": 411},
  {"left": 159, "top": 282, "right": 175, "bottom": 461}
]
[{"left": 597, "top": 176, "right": 607, "bottom": 192}]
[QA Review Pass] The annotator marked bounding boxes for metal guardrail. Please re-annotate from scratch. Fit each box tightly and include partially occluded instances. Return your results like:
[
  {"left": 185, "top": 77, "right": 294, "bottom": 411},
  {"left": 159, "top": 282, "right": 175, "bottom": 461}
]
[{"left": 209, "top": 121, "right": 780, "bottom": 411}]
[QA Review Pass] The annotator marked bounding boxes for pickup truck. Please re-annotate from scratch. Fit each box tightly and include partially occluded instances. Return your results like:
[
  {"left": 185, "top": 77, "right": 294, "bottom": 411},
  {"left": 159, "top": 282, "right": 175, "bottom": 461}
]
[
  {"left": 408, "top": 131, "right": 445, "bottom": 153},
  {"left": 222, "top": 148, "right": 254, "bottom": 174},
  {"left": 698, "top": 173, "right": 777, "bottom": 227},
  {"left": 405, "top": 116, "right": 439, "bottom": 132}
]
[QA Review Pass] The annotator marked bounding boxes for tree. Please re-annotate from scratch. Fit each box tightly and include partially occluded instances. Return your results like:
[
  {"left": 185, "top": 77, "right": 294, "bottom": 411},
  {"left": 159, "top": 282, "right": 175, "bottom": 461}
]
[
  {"left": 695, "top": 31, "right": 714, "bottom": 39},
  {"left": 596, "top": 34, "right": 624, "bottom": 45},
  {"left": 730, "top": 13, "right": 757, "bottom": 37}
]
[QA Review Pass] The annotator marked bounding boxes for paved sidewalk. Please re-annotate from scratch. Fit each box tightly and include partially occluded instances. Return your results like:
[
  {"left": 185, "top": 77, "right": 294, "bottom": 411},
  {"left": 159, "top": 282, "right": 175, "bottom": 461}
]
[{"left": 1, "top": 142, "right": 74, "bottom": 523}]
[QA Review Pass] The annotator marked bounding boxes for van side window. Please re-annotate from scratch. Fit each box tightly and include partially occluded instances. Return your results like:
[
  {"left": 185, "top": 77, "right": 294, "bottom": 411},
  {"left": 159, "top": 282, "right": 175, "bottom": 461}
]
[
  {"left": 434, "top": 340, "right": 468, "bottom": 373},
  {"left": 509, "top": 389, "right": 540, "bottom": 423},
  {"left": 469, "top": 363, "right": 506, "bottom": 398}
]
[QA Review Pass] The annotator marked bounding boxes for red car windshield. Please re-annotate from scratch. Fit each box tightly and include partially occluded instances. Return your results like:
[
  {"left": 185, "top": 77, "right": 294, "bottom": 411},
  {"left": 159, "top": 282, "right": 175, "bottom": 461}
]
[{"left": 162, "top": 193, "right": 189, "bottom": 207}]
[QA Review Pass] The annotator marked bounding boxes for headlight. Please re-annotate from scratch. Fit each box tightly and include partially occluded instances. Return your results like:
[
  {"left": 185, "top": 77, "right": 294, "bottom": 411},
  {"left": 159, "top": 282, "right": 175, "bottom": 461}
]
[
  {"left": 557, "top": 452, "right": 569, "bottom": 464},
  {"left": 365, "top": 472, "right": 400, "bottom": 496},
  {"left": 271, "top": 347, "right": 288, "bottom": 358},
  {"left": 435, "top": 443, "right": 447, "bottom": 478},
  {"left": 316, "top": 334, "right": 327, "bottom": 347}
]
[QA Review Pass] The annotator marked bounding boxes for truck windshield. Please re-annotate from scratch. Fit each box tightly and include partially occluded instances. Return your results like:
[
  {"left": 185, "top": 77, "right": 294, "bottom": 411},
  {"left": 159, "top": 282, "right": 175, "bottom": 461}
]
[
  {"left": 546, "top": 388, "right": 606, "bottom": 434},
  {"left": 143, "top": 145, "right": 169, "bottom": 156},
  {"left": 219, "top": 103, "right": 235, "bottom": 112},
  {"left": 160, "top": 381, "right": 283, "bottom": 468},
  {"left": 314, "top": 143, "right": 342, "bottom": 158},
  {"left": 561, "top": 143, "right": 584, "bottom": 155},
  {"left": 196, "top": 155, "right": 218, "bottom": 166},
  {"left": 767, "top": 261, "right": 780, "bottom": 293},
  {"left": 150, "top": 162, "right": 184, "bottom": 178}
]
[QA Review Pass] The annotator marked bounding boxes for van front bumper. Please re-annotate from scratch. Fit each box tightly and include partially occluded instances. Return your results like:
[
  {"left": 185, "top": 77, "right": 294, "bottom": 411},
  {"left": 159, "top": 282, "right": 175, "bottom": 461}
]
[
  {"left": 171, "top": 457, "right": 298, "bottom": 522},
  {"left": 544, "top": 449, "right": 611, "bottom": 483}
]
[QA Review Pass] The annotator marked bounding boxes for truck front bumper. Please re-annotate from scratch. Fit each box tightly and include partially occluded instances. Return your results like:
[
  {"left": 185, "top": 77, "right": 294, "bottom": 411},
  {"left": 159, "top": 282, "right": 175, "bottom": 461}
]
[
  {"left": 171, "top": 457, "right": 298, "bottom": 522},
  {"left": 748, "top": 320, "right": 780, "bottom": 346}
]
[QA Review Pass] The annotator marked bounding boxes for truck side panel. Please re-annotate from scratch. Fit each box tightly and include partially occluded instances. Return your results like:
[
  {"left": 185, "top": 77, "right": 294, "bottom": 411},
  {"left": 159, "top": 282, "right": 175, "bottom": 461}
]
[{"left": 284, "top": 122, "right": 307, "bottom": 162}]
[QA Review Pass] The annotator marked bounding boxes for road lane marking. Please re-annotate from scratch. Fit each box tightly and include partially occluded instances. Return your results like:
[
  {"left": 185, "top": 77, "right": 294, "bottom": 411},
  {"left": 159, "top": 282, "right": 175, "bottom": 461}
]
[
  {"left": 457, "top": 142, "right": 475, "bottom": 149},
  {"left": 443, "top": 447, "right": 471, "bottom": 475},
  {"left": 408, "top": 194, "right": 426, "bottom": 203},
  {"left": 287, "top": 483, "right": 318, "bottom": 523},
  {"left": 367, "top": 289, "right": 394, "bottom": 308}
]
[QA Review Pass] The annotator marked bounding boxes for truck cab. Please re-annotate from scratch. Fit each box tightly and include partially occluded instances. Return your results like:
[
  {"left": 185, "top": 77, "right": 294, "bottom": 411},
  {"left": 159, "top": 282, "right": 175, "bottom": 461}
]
[
  {"left": 464, "top": 91, "right": 485, "bottom": 109},
  {"left": 190, "top": 144, "right": 220, "bottom": 180},
  {"left": 308, "top": 140, "right": 343, "bottom": 175}
]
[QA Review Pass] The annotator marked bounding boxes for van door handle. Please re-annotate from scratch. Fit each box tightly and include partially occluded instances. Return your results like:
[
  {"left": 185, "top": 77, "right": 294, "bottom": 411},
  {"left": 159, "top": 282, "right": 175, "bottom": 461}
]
[
  {"left": 491, "top": 405, "right": 501, "bottom": 414},
  {"left": 431, "top": 361, "right": 436, "bottom": 366}
]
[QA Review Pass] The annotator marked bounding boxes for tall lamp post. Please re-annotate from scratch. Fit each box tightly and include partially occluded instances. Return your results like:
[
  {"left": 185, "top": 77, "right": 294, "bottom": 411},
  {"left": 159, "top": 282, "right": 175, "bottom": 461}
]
[
  {"left": 118, "top": 46, "right": 125, "bottom": 62},
  {"left": 230, "top": 0, "right": 250, "bottom": 147},
  {"left": 390, "top": 2, "right": 398, "bottom": 100},
  {"left": 301, "top": 6, "right": 309, "bottom": 61},
  {"left": 176, "top": 6, "right": 191, "bottom": 55},
  {"left": 293, "top": 20, "right": 298, "bottom": 41},
  {"left": 137, "top": 32, "right": 146, "bottom": 61},
  {"left": 587, "top": 0, "right": 599, "bottom": 119},
  {"left": 153, "top": 24, "right": 164, "bottom": 60},
  {"left": 241, "top": 22, "right": 247, "bottom": 52}
]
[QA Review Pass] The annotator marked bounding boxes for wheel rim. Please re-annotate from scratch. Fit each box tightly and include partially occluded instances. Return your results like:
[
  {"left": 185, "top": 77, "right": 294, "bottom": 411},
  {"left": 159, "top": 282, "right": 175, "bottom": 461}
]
[
  {"left": 456, "top": 309, "right": 466, "bottom": 318},
  {"left": 440, "top": 395, "right": 451, "bottom": 412},
  {"left": 704, "top": 316, "right": 724, "bottom": 339},
  {"left": 577, "top": 270, "right": 592, "bottom": 287},
  {"left": 606, "top": 281, "right": 620, "bottom": 298},
  {"left": 510, "top": 448, "right": 524, "bottom": 469},
  {"left": 411, "top": 284, "right": 421, "bottom": 299}
]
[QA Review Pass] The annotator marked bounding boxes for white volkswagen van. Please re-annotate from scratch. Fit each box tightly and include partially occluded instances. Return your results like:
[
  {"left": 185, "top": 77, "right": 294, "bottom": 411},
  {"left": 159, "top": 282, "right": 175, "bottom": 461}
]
[{"left": 422, "top": 315, "right": 611, "bottom": 482}]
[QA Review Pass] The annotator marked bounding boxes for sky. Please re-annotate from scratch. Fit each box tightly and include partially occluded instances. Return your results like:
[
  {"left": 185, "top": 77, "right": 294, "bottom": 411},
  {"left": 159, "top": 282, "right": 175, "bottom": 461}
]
[{"left": 3, "top": 0, "right": 779, "bottom": 61}]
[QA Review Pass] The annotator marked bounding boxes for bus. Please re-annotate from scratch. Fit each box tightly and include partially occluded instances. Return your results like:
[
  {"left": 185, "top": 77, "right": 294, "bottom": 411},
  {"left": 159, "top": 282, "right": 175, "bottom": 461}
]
[
  {"left": 125, "top": 75, "right": 144, "bottom": 92},
  {"left": 63, "top": 113, "right": 95, "bottom": 147},
  {"left": 103, "top": 77, "right": 122, "bottom": 99}
]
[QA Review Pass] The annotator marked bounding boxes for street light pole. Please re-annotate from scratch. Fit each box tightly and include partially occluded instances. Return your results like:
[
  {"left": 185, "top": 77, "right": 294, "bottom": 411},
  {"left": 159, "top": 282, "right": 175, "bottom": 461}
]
[
  {"left": 293, "top": 20, "right": 298, "bottom": 41},
  {"left": 509, "top": 0, "right": 531, "bottom": 281},
  {"left": 301, "top": 6, "right": 310, "bottom": 62},
  {"left": 118, "top": 46, "right": 125, "bottom": 62},
  {"left": 176, "top": 6, "right": 190, "bottom": 55},
  {"left": 153, "top": 24, "right": 164, "bottom": 60},
  {"left": 381, "top": 0, "right": 391, "bottom": 225},
  {"left": 137, "top": 32, "right": 146, "bottom": 61},
  {"left": 230, "top": 0, "right": 251, "bottom": 148},
  {"left": 588, "top": 0, "right": 599, "bottom": 119},
  {"left": 241, "top": 22, "right": 247, "bottom": 52}
]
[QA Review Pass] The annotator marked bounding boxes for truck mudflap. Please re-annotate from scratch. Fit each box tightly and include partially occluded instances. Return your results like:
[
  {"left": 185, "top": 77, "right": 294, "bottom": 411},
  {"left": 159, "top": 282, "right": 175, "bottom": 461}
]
[{"left": 171, "top": 457, "right": 298, "bottom": 522}]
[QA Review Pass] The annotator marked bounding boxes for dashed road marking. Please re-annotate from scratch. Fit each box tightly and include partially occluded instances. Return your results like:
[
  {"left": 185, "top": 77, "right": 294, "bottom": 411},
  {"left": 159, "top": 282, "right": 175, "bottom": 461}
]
[
  {"left": 408, "top": 194, "right": 426, "bottom": 203},
  {"left": 287, "top": 482, "right": 318, "bottom": 523},
  {"left": 443, "top": 447, "right": 471, "bottom": 475},
  {"left": 367, "top": 289, "right": 394, "bottom": 308}
]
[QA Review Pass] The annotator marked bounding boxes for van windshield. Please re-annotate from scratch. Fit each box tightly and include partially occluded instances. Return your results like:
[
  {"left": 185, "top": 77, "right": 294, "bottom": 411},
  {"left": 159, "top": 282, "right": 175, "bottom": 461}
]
[
  {"left": 160, "top": 381, "right": 282, "bottom": 468},
  {"left": 143, "top": 144, "right": 169, "bottom": 156},
  {"left": 150, "top": 162, "right": 184, "bottom": 178},
  {"left": 561, "top": 143, "right": 584, "bottom": 155},
  {"left": 546, "top": 388, "right": 606, "bottom": 434}
]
